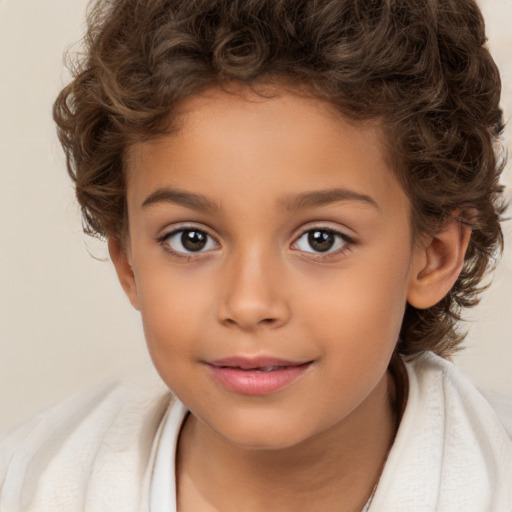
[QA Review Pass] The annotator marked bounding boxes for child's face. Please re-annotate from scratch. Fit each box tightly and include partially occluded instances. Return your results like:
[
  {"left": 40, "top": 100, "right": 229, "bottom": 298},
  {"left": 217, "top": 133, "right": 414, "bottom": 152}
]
[{"left": 120, "top": 85, "right": 424, "bottom": 450}]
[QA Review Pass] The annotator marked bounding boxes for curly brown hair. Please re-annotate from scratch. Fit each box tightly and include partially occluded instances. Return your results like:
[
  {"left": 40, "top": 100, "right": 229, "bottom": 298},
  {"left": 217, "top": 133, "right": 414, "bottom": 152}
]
[{"left": 53, "top": 0, "right": 506, "bottom": 358}]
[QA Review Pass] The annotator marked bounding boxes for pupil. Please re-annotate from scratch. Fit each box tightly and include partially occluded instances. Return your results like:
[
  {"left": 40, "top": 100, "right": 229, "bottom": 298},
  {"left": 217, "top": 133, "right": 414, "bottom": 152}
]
[
  {"left": 308, "top": 230, "right": 335, "bottom": 252},
  {"left": 181, "top": 230, "right": 207, "bottom": 251}
]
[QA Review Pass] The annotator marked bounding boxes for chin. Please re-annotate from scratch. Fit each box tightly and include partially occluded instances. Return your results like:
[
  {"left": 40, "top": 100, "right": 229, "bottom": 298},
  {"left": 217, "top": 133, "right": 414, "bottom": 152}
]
[
  {"left": 220, "top": 429, "right": 306, "bottom": 452},
  {"left": 206, "top": 410, "right": 318, "bottom": 452}
]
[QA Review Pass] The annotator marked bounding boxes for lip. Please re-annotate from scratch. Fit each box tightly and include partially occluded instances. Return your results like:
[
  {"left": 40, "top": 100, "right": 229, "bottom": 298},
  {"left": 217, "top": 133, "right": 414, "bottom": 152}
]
[{"left": 205, "top": 357, "right": 312, "bottom": 395}]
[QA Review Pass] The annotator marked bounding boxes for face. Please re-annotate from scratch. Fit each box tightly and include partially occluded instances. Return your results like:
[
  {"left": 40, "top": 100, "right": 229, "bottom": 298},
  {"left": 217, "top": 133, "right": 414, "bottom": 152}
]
[{"left": 120, "top": 85, "right": 424, "bottom": 450}]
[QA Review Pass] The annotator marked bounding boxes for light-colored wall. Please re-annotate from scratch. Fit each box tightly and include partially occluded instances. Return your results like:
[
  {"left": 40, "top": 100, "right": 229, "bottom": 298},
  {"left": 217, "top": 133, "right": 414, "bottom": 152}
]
[{"left": 0, "top": 0, "right": 511, "bottom": 434}]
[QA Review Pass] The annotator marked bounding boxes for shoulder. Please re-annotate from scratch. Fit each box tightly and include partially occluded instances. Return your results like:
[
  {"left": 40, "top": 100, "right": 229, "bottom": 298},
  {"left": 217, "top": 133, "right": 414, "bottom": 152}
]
[
  {"left": 371, "top": 352, "right": 512, "bottom": 510},
  {"left": 0, "top": 376, "right": 173, "bottom": 512},
  {"left": 475, "top": 387, "right": 512, "bottom": 440},
  {"left": 405, "top": 351, "right": 512, "bottom": 440}
]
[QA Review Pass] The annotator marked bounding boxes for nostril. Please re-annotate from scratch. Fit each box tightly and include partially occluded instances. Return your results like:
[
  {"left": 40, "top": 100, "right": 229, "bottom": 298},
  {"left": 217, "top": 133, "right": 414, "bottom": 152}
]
[{"left": 222, "top": 316, "right": 277, "bottom": 328}]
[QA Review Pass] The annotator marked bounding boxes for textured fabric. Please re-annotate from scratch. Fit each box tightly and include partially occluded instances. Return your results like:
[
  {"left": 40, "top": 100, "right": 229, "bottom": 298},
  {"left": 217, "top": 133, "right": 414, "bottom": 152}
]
[
  {"left": 149, "top": 399, "right": 188, "bottom": 512},
  {"left": 0, "top": 378, "right": 171, "bottom": 512},
  {"left": 1, "top": 353, "right": 511, "bottom": 511},
  {"left": 371, "top": 353, "right": 512, "bottom": 511}
]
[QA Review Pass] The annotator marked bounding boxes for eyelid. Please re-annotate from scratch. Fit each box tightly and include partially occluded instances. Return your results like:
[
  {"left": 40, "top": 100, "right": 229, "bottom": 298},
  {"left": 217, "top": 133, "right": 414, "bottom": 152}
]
[
  {"left": 290, "top": 224, "right": 355, "bottom": 258},
  {"left": 293, "top": 228, "right": 351, "bottom": 248},
  {"left": 292, "top": 221, "right": 355, "bottom": 242},
  {"left": 157, "top": 222, "right": 217, "bottom": 240},
  {"left": 155, "top": 222, "right": 355, "bottom": 261},
  {"left": 156, "top": 223, "right": 220, "bottom": 256}
]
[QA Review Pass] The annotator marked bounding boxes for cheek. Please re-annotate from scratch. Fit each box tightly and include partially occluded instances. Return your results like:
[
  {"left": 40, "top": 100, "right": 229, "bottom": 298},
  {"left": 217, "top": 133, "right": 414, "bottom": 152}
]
[
  {"left": 135, "top": 271, "right": 213, "bottom": 360},
  {"left": 298, "top": 269, "right": 408, "bottom": 412},
  {"left": 299, "top": 259, "right": 409, "bottom": 355}
]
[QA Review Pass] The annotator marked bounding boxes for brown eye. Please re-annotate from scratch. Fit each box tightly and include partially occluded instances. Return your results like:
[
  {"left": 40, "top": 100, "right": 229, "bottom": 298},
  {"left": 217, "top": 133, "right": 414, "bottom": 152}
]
[
  {"left": 181, "top": 230, "right": 208, "bottom": 251},
  {"left": 163, "top": 228, "right": 218, "bottom": 254},
  {"left": 293, "top": 228, "right": 349, "bottom": 254},
  {"left": 308, "top": 230, "right": 336, "bottom": 252}
]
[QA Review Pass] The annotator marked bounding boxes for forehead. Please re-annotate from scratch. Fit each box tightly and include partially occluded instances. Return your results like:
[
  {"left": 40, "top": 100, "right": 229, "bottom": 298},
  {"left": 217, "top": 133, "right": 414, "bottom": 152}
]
[{"left": 125, "top": 84, "right": 409, "bottom": 218}]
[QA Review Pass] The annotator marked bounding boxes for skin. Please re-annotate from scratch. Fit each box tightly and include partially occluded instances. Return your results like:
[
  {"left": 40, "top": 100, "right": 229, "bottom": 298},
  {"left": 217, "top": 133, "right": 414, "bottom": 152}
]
[{"left": 110, "top": 84, "right": 470, "bottom": 511}]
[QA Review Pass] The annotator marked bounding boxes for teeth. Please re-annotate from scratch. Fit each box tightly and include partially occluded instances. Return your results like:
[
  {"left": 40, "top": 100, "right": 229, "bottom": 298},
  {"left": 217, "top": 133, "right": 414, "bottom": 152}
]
[{"left": 258, "top": 366, "right": 281, "bottom": 372}]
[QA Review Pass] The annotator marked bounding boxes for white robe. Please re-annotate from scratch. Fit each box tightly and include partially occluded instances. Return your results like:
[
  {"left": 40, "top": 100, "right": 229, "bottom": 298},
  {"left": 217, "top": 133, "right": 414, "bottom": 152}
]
[{"left": 1, "top": 353, "right": 511, "bottom": 511}]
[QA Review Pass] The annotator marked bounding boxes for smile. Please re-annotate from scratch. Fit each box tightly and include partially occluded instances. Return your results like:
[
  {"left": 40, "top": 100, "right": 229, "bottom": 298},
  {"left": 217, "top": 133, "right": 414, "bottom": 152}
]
[{"left": 205, "top": 357, "right": 312, "bottom": 395}]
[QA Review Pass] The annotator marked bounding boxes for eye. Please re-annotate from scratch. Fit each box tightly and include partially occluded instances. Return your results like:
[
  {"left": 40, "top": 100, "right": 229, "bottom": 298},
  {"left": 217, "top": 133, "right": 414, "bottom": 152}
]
[
  {"left": 161, "top": 228, "right": 218, "bottom": 254},
  {"left": 293, "top": 228, "right": 350, "bottom": 254}
]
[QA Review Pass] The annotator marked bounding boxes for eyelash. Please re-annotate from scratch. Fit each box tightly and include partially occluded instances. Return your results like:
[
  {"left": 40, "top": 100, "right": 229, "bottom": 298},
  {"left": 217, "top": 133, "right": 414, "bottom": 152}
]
[
  {"left": 291, "top": 227, "right": 354, "bottom": 261},
  {"left": 156, "top": 225, "right": 355, "bottom": 262},
  {"left": 156, "top": 225, "right": 219, "bottom": 262}
]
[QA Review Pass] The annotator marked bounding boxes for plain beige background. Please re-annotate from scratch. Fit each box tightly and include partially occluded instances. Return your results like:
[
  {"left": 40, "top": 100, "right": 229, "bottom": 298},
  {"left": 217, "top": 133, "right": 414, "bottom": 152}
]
[{"left": 0, "top": 0, "right": 511, "bottom": 435}]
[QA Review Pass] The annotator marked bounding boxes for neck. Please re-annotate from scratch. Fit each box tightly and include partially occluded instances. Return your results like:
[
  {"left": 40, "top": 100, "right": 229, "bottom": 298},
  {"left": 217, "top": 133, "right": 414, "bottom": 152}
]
[{"left": 176, "top": 369, "right": 400, "bottom": 512}]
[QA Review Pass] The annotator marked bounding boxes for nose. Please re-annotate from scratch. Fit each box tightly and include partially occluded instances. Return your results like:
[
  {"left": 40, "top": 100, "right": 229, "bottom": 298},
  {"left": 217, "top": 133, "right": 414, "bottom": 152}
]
[{"left": 217, "top": 248, "right": 291, "bottom": 331}]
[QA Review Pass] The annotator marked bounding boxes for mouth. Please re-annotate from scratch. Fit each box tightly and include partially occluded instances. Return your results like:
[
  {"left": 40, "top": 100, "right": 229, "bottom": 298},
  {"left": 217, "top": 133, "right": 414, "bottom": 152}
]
[{"left": 205, "top": 357, "right": 313, "bottom": 395}]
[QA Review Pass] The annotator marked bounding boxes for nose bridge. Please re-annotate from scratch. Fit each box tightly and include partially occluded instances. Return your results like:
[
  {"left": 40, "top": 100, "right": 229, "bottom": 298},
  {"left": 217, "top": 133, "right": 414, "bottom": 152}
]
[{"left": 218, "top": 243, "right": 290, "bottom": 330}]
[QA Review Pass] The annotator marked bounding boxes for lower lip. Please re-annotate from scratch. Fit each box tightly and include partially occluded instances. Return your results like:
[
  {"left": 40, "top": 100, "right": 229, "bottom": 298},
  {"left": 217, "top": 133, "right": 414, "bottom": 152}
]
[{"left": 206, "top": 363, "right": 311, "bottom": 395}]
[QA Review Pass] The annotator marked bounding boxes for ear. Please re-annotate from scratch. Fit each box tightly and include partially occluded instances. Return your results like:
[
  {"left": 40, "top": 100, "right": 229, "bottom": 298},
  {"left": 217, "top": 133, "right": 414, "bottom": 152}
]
[
  {"left": 407, "top": 218, "right": 471, "bottom": 309},
  {"left": 108, "top": 237, "right": 140, "bottom": 311}
]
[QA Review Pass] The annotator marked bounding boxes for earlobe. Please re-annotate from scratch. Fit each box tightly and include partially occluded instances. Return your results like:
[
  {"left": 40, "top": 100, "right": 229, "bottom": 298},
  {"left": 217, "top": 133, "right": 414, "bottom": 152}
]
[
  {"left": 407, "top": 218, "right": 471, "bottom": 309},
  {"left": 108, "top": 237, "right": 140, "bottom": 311}
]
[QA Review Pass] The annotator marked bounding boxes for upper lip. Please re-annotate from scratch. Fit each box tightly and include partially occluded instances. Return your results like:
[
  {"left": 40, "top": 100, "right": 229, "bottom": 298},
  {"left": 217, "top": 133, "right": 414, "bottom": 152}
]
[{"left": 206, "top": 357, "right": 311, "bottom": 370}]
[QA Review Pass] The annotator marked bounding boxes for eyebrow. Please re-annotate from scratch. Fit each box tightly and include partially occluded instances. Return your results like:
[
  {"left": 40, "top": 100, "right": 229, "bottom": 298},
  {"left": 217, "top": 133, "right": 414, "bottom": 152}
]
[
  {"left": 141, "top": 186, "right": 379, "bottom": 213},
  {"left": 279, "top": 188, "right": 380, "bottom": 212},
  {"left": 141, "top": 188, "right": 220, "bottom": 212}
]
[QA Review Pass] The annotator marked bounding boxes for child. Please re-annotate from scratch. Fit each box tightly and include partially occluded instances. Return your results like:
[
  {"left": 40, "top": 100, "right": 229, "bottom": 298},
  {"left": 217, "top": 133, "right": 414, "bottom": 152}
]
[{"left": 1, "top": 0, "right": 511, "bottom": 510}]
